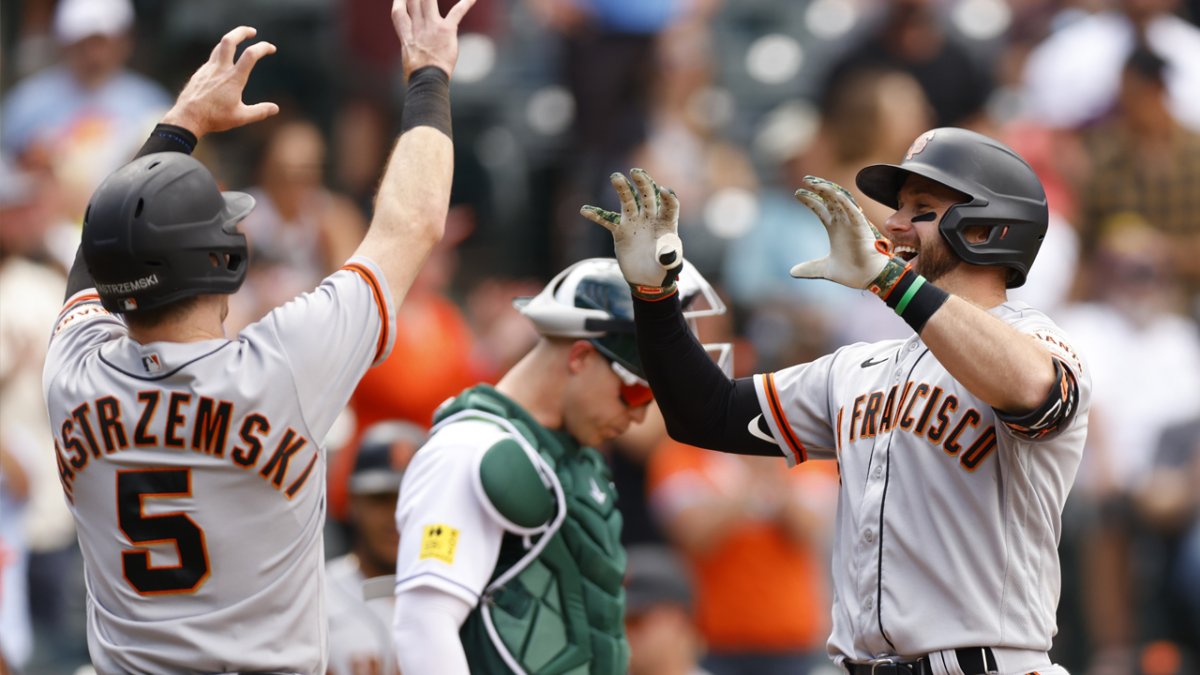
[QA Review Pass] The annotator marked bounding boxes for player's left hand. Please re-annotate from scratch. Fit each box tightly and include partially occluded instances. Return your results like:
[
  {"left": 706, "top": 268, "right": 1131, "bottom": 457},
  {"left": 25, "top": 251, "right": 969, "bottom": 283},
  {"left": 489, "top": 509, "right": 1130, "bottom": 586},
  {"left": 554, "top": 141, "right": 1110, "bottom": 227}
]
[
  {"left": 790, "top": 176, "right": 908, "bottom": 297},
  {"left": 161, "top": 26, "right": 280, "bottom": 137},
  {"left": 581, "top": 168, "right": 683, "bottom": 299}
]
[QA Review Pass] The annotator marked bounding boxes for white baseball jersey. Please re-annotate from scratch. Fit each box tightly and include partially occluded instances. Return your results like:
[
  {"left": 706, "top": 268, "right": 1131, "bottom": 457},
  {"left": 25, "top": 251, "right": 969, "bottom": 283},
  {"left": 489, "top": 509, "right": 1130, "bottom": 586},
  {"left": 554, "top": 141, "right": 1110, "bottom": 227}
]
[
  {"left": 752, "top": 301, "right": 1090, "bottom": 667},
  {"left": 42, "top": 256, "right": 394, "bottom": 675},
  {"left": 325, "top": 555, "right": 398, "bottom": 675},
  {"left": 392, "top": 418, "right": 510, "bottom": 607}
]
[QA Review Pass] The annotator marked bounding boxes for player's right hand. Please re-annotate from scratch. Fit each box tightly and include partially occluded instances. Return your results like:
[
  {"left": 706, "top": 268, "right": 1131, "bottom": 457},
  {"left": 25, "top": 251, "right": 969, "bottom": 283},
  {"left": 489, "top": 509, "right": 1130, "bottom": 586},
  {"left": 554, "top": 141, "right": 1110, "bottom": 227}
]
[
  {"left": 162, "top": 26, "right": 280, "bottom": 137},
  {"left": 581, "top": 168, "right": 684, "bottom": 299},
  {"left": 790, "top": 176, "right": 909, "bottom": 297},
  {"left": 392, "top": 0, "right": 476, "bottom": 80}
]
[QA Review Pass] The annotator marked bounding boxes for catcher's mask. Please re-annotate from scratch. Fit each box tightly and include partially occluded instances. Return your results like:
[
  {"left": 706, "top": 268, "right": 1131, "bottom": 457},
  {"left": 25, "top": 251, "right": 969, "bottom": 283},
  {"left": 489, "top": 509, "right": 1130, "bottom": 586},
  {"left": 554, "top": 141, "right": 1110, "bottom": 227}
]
[
  {"left": 82, "top": 152, "right": 253, "bottom": 313},
  {"left": 855, "top": 127, "right": 1048, "bottom": 288},
  {"left": 514, "top": 258, "right": 731, "bottom": 386}
]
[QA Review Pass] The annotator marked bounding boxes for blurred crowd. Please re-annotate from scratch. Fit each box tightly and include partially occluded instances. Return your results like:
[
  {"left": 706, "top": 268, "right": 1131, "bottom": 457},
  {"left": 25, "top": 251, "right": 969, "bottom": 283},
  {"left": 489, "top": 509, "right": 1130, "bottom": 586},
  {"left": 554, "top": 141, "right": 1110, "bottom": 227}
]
[{"left": 2, "top": 0, "right": 1200, "bottom": 674}]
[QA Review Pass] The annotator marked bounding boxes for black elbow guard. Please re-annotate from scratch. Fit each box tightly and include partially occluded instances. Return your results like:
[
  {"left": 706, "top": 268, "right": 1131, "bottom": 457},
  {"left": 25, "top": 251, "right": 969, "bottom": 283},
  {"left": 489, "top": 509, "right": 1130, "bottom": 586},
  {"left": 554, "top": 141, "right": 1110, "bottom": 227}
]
[{"left": 995, "top": 358, "right": 1079, "bottom": 440}]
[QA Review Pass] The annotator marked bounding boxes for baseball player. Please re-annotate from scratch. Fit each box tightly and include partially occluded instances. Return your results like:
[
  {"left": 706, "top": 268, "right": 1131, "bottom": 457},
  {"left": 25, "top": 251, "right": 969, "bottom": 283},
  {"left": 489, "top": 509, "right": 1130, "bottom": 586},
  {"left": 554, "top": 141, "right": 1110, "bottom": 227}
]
[
  {"left": 583, "top": 128, "right": 1091, "bottom": 675},
  {"left": 326, "top": 421, "right": 425, "bottom": 675},
  {"left": 40, "top": 0, "right": 472, "bottom": 672},
  {"left": 390, "top": 257, "right": 728, "bottom": 675}
]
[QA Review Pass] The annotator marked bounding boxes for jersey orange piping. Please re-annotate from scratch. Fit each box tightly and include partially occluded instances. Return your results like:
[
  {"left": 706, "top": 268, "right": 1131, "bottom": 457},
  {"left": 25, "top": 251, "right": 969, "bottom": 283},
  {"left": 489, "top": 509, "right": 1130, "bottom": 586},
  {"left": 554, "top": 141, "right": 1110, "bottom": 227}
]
[
  {"left": 56, "top": 292, "right": 102, "bottom": 319},
  {"left": 763, "top": 373, "right": 807, "bottom": 463},
  {"left": 341, "top": 262, "right": 389, "bottom": 364}
]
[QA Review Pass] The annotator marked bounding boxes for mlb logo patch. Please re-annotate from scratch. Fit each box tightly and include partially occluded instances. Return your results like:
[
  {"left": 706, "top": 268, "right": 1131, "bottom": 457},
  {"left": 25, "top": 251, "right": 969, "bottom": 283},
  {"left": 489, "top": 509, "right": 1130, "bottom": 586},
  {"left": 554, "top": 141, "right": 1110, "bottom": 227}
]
[
  {"left": 142, "top": 353, "right": 162, "bottom": 373},
  {"left": 121, "top": 298, "right": 139, "bottom": 311}
]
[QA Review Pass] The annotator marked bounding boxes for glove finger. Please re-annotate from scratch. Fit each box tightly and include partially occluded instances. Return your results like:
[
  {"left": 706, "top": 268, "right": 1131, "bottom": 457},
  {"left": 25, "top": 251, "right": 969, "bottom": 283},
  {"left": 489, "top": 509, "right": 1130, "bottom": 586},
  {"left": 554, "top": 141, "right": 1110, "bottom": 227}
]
[
  {"left": 580, "top": 205, "right": 621, "bottom": 232},
  {"left": 654, "top": 233, "right": 683, "bottom": 269},
  {"left": 804, "top": 175, "right": 860, "bottom": 209},
  {"left": 789, "top": 258, "right": 830, "bottom": 279},
  {"left": 659, "top": 187, "right": 680, "bottom": 230},
  {"left": 793, "top": 189, "right": 832, "bottom": 225},
  {"left": 630, "top": 168, "right": 658, "bottom": 217},
  {"left": 610, "top": 172, "right": 639, "bottom": 214}
]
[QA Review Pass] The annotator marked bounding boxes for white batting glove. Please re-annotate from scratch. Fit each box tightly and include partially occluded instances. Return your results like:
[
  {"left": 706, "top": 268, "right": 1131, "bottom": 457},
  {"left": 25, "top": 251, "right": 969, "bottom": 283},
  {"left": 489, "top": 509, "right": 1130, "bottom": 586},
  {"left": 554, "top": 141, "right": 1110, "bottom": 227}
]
[
  {"left": 580, "top": 168, "right": 683, "bottom": 300},
  {"left": 790, "top": 176, "right": 910, "bottom": 298}
]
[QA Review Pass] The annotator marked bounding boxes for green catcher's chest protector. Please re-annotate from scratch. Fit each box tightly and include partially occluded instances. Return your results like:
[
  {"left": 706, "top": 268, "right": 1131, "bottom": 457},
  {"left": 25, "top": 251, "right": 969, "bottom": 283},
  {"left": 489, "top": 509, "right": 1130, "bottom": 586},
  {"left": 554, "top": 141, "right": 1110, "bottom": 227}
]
[{"left": 432, "top": 385, "right": 628, "bottom": 675}]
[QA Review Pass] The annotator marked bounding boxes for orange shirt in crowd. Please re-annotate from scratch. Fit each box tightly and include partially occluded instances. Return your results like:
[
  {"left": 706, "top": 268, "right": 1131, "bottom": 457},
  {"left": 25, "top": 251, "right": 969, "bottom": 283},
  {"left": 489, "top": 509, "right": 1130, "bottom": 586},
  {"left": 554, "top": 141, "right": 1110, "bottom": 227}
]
[
  {"left": 328, "top": 294, "right": 490, "bottom": 520},
  {"left": 646, "top": 439, "right": 838, "bottom": 652}
]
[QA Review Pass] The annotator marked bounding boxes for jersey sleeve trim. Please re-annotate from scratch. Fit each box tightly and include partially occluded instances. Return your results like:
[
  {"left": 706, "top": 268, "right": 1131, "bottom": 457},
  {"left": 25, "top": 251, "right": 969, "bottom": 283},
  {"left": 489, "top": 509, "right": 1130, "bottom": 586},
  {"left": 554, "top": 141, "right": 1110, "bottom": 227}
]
[
  {"left": 340, "top": 261, "right": 391, "bottom": 366},
  {"left": 60, "top": 290, "right": 100, "bottom": 315},
  {"left": 394, "top": 571, "right": 481, "bottom": 607},
  {"left": 52, "top": 291, "right": 121, "bottom": 338},
  {"left": 761, "top": 372, "right": 808, "bottom": 465}
]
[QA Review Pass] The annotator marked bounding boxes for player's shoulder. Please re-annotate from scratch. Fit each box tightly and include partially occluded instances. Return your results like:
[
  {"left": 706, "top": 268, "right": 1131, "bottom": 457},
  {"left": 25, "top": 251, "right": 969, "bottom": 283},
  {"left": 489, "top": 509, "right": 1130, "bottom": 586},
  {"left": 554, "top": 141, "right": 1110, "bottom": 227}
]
[
  {"left": 51, "top": 291, "right": 122, "bottom": 339},
  {"left": 999, "top": 300, "right": 1088, "bottom": 374},
  {"left": 827, "top": 337, "right": 909, "bottom": 368},
  {"left": 404, "top": 416, "right": 511, "bottom": 477}
]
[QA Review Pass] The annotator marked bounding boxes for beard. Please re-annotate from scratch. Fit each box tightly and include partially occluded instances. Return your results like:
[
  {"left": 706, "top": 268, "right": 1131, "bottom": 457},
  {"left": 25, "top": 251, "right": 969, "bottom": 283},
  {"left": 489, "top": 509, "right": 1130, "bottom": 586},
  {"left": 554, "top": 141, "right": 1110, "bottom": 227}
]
[{"left": 915, "top": 238, "right": 961, "bottom": 283}]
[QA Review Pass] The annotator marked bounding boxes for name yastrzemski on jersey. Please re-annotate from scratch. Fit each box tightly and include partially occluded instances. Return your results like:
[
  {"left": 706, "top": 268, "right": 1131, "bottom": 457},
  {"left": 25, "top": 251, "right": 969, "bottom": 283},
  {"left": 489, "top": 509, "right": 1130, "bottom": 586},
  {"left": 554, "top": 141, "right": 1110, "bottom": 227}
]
[
  {"left": 838, "top": 380, "right": 1000, "bottom": 471},
  {"left": 52, "top": 391, "right": 319, "bottom": 504}
]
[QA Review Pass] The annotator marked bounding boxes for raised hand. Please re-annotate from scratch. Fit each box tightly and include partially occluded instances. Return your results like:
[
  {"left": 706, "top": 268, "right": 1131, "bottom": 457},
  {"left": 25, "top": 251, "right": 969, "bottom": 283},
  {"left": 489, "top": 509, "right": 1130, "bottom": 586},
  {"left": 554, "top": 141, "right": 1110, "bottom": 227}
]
[
  {"left": 161, "top": 26, "right": 280, "bottom": 137},
  {"left": 580, "top": 168, "right": 683, "bottom": 298},
  {"left": 392, "top": 0, "right": 476, "bottom": 80},
  {"left": 790, "top": 176, "right": 908, "bottom": 297}
]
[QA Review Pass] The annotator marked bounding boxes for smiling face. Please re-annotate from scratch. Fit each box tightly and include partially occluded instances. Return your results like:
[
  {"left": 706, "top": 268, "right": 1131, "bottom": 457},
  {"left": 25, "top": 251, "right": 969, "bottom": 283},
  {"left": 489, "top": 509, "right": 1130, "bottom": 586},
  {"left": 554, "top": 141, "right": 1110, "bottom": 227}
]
[{"left": 883, "top": 175, "right": 974, "bottom": 283}]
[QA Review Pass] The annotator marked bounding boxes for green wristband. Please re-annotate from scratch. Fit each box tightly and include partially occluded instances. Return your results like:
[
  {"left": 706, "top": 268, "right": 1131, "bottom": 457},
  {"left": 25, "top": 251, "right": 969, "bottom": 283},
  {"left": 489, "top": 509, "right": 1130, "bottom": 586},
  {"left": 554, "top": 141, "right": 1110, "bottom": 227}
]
[{"left": 894, "top": 276, "right": 926, "bottom": 315}]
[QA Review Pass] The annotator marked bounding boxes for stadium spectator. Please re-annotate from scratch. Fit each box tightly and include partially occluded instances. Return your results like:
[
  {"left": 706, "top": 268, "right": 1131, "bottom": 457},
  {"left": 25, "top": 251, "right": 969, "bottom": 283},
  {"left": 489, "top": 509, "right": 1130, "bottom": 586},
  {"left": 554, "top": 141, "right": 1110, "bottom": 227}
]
[
  {"left": 1, "top": 0, "right": 171, "bottom": 223},
  {"left": 326, "top": 421, "right": 425, "bottom": 675}
]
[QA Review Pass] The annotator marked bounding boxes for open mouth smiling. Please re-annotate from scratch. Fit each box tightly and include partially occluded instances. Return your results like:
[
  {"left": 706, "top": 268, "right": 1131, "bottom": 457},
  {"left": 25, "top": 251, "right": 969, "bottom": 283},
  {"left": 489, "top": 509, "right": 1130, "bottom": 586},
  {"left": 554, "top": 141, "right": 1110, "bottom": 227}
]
[{"left": 894, "top": 244, "right": 919, "bottom": 262}]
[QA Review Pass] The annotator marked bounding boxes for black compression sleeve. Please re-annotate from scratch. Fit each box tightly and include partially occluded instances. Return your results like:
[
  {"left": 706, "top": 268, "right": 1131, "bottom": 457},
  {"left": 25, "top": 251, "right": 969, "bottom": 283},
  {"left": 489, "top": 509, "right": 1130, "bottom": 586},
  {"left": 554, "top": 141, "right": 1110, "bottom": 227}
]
[
  {"left": 64, "top": 123, "right": 199, "bottom": 301},
  {"left": 634, "top": 295, "right": 781, "bottom": 457},
  {"left": 400, "top": 66, "right": 452, "bottom": 138},
  {"left": 134, "top": 124, "right": 198, "bottom": 158}
]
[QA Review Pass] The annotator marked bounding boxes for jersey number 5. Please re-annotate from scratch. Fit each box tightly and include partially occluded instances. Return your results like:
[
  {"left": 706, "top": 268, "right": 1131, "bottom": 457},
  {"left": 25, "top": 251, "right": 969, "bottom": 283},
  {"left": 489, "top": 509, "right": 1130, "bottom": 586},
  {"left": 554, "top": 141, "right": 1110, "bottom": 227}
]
[{"left": 117, "top": 468, "right": 211, "bottom": 595}]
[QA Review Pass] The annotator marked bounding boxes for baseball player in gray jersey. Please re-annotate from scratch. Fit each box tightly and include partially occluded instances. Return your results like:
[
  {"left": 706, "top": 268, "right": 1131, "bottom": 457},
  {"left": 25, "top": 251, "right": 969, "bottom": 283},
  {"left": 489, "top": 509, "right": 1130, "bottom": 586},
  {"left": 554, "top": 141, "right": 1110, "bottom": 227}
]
[
  {"left": 41, "top": 1, "right": 472, "bottom": 672},
  {"left": 583, "top": 128, "right": 1091, "bottom": 675}
]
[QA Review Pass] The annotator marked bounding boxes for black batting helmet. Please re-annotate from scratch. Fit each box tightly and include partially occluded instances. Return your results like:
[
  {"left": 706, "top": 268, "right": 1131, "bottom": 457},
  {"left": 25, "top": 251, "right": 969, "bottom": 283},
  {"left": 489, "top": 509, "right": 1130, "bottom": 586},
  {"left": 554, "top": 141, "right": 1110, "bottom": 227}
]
[
  {"left": 82, "top": 152, "right": 253, "bottom": 313},
  {"left": 856, "top": 127, "right": 1048, "bottom": 288}
]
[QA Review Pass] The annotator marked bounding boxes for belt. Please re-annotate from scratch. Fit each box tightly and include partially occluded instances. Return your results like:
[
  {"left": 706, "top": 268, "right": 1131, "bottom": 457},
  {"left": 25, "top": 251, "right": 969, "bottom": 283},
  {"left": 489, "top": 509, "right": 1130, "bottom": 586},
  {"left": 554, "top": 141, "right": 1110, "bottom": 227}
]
[{"left": 846, "top": 647, "right": 998, "bottom": 675}]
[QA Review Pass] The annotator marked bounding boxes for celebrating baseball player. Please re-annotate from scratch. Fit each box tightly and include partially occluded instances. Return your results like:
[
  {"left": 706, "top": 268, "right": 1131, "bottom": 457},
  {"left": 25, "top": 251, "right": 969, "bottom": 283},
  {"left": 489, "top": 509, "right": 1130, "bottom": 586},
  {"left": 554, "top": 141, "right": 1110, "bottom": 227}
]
[
  {"left": 583, "top": 128, "right": 1091, "bottom": 675},
  {"left": 40, "top": 0, "right": 472, "bottom": 671},
  {"left": 391, "top": 257, "right": 727, "bottom": 674}
]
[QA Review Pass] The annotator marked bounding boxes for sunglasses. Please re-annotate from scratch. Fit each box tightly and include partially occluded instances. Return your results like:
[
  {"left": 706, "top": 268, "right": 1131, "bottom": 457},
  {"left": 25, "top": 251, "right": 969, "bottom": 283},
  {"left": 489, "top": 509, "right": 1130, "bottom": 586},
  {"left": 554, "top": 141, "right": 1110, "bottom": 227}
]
[{"left": 606, "top": 357, "right": 654, "bottom": 408}]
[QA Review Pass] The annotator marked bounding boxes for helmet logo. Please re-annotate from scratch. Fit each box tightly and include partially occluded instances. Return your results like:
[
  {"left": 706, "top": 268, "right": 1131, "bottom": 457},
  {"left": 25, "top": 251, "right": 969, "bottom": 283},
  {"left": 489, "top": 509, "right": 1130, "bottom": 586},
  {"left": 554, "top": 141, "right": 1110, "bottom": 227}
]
[{"left": 905, "top": 130, "right": 936, "bottom": 160}]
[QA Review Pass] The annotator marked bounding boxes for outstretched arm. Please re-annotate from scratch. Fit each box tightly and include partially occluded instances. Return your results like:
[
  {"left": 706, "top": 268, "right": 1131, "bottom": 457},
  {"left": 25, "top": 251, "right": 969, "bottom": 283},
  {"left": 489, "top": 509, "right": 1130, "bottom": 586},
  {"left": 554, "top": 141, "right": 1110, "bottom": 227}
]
[
  {"left": 351, "top": 0, "right": 475, "bottom": 307},
  {"left": 65, "top": 26, "right": 279, "bottom": 300},
  {"left": 792, "top": 177, "right": 1063, "bottom": 417},
  {"left": 583, "top": 170, "right": 780, "bottom": 457}
]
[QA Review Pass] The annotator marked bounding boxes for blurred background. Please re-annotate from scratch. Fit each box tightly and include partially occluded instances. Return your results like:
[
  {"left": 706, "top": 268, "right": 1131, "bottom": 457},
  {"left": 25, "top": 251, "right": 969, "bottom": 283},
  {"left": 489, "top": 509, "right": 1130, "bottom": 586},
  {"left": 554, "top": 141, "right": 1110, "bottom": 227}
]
[{"left": 2, "top": 0, "right": 1199, "bottom": 673}]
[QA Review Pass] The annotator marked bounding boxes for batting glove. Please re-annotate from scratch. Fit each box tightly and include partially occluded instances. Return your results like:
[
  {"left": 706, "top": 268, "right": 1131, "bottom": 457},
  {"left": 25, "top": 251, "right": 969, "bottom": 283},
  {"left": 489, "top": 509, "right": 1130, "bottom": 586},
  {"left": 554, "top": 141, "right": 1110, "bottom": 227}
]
[
  {"left": 581, "top": 168, "right": 683, "bottom": 300},
  {"left": 790, "top": 176, "right": 910, "bottom": 298}
]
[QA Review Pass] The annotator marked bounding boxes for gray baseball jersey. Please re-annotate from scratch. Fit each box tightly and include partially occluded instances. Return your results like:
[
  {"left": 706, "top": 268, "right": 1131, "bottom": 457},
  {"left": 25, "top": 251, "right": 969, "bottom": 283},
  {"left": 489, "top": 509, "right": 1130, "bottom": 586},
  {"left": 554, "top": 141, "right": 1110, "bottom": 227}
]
[
  {"left": 42, "top": 257, "right": 394, "bottom": 675},
  {"left": 752, "top": 301, "right": 1090, "bottom": 666},
  {"left": 325, "top": 554, "right": 398, "bottom": 675}
]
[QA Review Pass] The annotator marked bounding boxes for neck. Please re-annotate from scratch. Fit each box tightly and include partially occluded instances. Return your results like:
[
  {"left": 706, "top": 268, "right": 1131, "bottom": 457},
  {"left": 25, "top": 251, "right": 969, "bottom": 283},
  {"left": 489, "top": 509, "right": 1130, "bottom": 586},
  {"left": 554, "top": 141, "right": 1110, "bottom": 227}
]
[
  {"left": 936, "top": 267, "right": 1008, "bottom": 309},
  {"left": 127, "top": 300, "right": 227, "bottom": 345},
  {"left": 494, "top": 341, "right": 566, "bottom": 431}
]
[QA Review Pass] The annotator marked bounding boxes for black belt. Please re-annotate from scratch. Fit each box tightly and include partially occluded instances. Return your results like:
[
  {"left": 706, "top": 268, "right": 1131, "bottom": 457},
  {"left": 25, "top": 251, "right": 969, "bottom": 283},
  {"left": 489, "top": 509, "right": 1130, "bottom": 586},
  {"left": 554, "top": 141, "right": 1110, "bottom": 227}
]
[{"left": 846, "top": 647, "right": 997, "bottom": 675}]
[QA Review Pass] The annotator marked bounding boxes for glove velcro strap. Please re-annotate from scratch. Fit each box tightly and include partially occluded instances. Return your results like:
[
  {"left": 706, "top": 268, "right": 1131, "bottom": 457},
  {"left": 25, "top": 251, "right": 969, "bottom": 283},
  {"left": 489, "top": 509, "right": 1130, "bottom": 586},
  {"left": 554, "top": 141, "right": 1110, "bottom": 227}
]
[
  {"left": 630, "top": 283, "right": 678, "bottom": 302},
  {"left": 884, "top": 272, "right": 949, "bottom": 333}
]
